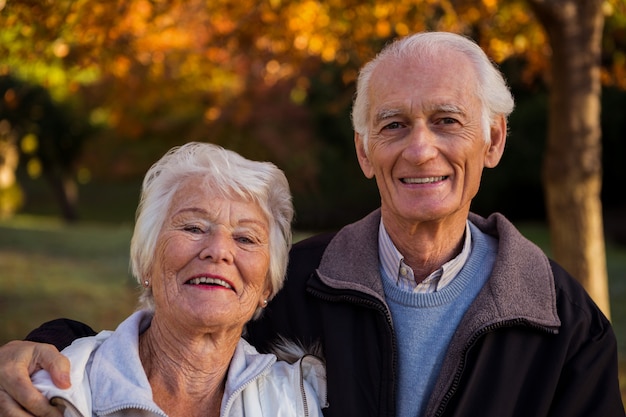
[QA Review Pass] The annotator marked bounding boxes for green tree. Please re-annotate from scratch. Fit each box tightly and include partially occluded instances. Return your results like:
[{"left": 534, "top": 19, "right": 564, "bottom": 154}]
[{"left": 0, "top": 75, "right": 93, "bottom": 221}]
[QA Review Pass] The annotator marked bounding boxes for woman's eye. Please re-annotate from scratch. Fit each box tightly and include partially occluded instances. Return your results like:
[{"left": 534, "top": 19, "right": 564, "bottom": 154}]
[
  {"left": 235, "top": 235, "right": 255, "bottom": 244},
  {"left": 183, "top": 225, "right": 203, "bottom": 234}
]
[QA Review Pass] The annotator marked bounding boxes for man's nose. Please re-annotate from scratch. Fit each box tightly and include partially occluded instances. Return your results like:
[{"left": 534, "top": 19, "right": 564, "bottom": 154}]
[{"left": 402, "top": 124, "right": 438, "bottom": 163}]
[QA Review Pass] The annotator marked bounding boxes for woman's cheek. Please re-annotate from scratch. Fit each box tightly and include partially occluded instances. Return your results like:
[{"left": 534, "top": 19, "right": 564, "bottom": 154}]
[{"left": 155, "top": 234, "right": 192, "bottom": 273}]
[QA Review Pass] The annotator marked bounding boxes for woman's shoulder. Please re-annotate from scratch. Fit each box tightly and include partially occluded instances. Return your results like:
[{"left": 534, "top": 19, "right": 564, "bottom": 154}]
[
  {"left": 219, "top": 338, "right": 326, "bottom": 416},
  {"left": 266, "top": 338, "right": 328, "bottom": 412}
]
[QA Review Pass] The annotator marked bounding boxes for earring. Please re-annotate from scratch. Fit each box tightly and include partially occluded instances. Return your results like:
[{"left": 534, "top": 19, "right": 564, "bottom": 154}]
[
  {"left": 144, "top": 280, "right": 149, "bottom": 287},
  {"left": 262, "top": 299, "right": 268, "bottom": 307}
]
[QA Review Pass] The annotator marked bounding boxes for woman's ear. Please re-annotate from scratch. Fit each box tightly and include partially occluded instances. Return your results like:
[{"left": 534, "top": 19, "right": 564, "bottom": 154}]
[
  {"left": 355, "top": 132, "right": 375, "bottom": 179},
  {"left": 484, "top": 115, "right": 507, "bottom": 168},
  {"left": 260, "top": 282, "right": 272, "bottom": 307}
]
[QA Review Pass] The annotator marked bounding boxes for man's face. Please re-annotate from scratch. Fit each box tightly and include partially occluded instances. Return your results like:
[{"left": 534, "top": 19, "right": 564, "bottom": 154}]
[{"left": 355, "top": 49, "right": 506, "bottom": 229}]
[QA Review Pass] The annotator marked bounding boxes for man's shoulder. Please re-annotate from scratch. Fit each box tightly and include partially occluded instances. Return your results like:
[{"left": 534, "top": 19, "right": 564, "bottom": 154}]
[
  {"left": 290, "top": 210, "right": 381, "bottom": 260},
  {"left": 290, "top": 231, "right": 337, "bottom": 260},
  {"left": 549, "top": 259, "right": 613, "bottom": 331},
  {"left": 284, "top": 231, "right": 337, "bottom": 283},
  {"left": 25, "top": 318, "right": 98, "bottom": 350},
  {"left": 550, "top": 260, "right": 594, "bottom": 306},
  {"left": 293, "top": 231, "right": 336, "bottom": 249}
]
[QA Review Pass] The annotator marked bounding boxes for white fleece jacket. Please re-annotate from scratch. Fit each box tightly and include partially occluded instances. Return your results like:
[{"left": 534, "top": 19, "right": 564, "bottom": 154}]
[{"left": 32, "top": 310, "right": 327, "bottom": 417}]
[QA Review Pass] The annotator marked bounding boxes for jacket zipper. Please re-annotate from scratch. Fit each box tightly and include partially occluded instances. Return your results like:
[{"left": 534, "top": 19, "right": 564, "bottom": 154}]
[
  {"left": 433, "top": 318, "right": 558, "bottom": 417},
  {"left": 99, "top": 403, "right": 168, "bottom": 416},
  {"left": 50, "top": 397, "right": 87, "bottom": 417},
  {"left": 307, "top": 286, "right": 398, "bottom": 416},
  {"left": 300, "top": 357, "right": 309, "bottom": 417},
  {"left": 220, "top": 359, "right": 275, "bottom": 414},
  {"left": 51, "top": 396, "right": 167, "bottom": 417}
]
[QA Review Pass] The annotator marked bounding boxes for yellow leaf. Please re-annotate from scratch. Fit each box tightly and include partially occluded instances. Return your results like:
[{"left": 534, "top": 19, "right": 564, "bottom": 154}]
[{"left": 20, "top": 134, "right": 38, "bottom": 154}]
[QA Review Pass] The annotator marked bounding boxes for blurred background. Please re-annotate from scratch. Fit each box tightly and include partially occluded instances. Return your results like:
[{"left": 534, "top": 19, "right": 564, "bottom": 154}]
[{"left": 0, "top": 0, "right": 625, "bottom": 394}]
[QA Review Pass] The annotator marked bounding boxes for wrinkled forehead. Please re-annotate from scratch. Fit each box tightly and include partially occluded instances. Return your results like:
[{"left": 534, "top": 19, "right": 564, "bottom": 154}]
[
  {"left": 167, "top": 175, "right": 255, "bottom": 213},
  {"left": 367, "top": 50, "right": 480, "bottom": 113},
  {"left": 371, "top": 47, "right": 478, "bottom": 88}
]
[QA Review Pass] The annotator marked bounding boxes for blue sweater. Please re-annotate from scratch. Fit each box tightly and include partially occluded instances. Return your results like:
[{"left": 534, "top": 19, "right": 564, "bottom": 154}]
[{"left": 382, "top": 223, "right": 497, "bottom": 417}]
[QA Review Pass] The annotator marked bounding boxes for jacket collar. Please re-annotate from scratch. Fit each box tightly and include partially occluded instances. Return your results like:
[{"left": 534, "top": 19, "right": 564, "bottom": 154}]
[
  {"left": 89, "top": 311, "right": 277, "bottom": 415},
  {"left": 465, "top": 212, "right": 560, "bottom": 330},
  {"left": 428, "top": 213, "right": 561, "bottom": 415},
  {"left": 316, "top": 209, "right": 560, "bottom": 329},
  {"left": 316, "top": 209, "right": 386, "bottom": 303}
]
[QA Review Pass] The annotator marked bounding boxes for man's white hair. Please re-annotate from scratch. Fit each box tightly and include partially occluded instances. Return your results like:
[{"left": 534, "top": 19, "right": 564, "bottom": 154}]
[{"left": 351, "top": 31, "right": 515, "bottom": 150}]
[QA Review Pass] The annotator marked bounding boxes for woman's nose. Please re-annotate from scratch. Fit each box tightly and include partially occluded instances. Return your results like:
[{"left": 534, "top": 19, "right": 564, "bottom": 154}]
[{"left": 199, "top": 230, "right": 234, "bottom": 263}]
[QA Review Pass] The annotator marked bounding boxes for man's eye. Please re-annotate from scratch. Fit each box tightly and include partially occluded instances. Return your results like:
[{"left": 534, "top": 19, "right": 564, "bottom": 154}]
[
  {"left": 438, "top": 117, "right": 458, "bottom": 125},
  {"left": 383, "top": 121, "right": 403, "bottom": 130}
]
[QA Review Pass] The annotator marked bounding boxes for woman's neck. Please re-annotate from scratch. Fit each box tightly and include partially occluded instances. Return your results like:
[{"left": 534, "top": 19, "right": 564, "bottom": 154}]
[{"left": 139, "top": 319, "right": 239, "bottom": 417}]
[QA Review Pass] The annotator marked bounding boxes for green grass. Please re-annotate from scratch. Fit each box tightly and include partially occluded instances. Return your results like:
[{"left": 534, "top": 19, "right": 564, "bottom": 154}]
[
  {"left": 0, "top": 216, "right": 140, "bottom": 341},
  {"left": 1, "top": 215, "right": 625, "bottom": 400}
]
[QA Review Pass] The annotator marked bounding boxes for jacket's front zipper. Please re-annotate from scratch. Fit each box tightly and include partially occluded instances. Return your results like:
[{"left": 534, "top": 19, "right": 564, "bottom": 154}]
[
  {"left": 433, "top": 319, "right": 558, "bottom": 417},
  {"left": 220, "top": 359, "right": 275, "bottom": 414},
  {"left": 51, "top": 396, "right": 168, "bottom": 417},
  {"left": 100, "top": 404, "right": 167, "bottom": 417},
  {"left": 50, "top": 397, "right": 86, "bottom": 417},
  {"left": 310, "top": 284, "right": 559, "bottom": 417},
  {"left": 307, "top": 285, "right": 398, "bottom": 417},
  {"left": 306, "top": 286, "right": 394, "bottom": 334},
  {"left": 300, "top": 357, "right": 310, "bottom": 417}
]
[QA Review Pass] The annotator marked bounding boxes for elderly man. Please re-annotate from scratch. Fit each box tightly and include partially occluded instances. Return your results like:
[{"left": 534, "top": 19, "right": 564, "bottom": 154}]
[{"left": 0, "top": 32, "right": 623, "bottom": 417}]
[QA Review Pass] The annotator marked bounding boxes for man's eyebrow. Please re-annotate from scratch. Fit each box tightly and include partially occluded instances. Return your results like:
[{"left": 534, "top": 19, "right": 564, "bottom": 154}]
[
  {"left": 374, "top": 108, "right": 403, "bottom": 125},
  {"left": 429, "top": 103, "right": 464, "bottom": 114}
]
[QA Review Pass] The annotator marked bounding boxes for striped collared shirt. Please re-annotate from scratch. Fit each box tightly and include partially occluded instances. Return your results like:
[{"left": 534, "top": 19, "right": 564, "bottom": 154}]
[{"left": 378, "top": 220, "right": 472, "bottom": 293}]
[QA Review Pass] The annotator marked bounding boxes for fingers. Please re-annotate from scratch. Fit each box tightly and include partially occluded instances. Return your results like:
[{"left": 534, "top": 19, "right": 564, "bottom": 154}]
[
  {"left": 0, "top": 386, "right": 61, "bottom": 417},
  {"left": 31, "top": 345, "right": 70, "bottom": 390},
  {"left": 0, "top": 386, "right": 32, "bottom": 417},
  {"left": 0, "top": 341, "right": 66, "bottom": 417}
]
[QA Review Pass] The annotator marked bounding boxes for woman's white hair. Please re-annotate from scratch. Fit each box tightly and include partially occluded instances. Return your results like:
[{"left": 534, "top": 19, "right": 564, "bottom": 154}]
[
  {"left": 130, "top": 142, "right": 294, "bottom": 319},
  {"left": 351, "top": 31, "right": 515, "bottom": 150}
]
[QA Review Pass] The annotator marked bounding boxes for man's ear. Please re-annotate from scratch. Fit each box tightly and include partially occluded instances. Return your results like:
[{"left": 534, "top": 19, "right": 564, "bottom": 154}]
[
  {"left": 355, "top": 132, "right": 375, "bottom": 179},
  {"left": 484, "top": 115, "right": 507, "bottom": 168}
]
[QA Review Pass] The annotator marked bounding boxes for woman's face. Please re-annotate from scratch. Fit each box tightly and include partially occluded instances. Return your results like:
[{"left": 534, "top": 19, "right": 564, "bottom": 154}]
[{"left": 149, "top": 176, "right": 271, "bottom": 337}]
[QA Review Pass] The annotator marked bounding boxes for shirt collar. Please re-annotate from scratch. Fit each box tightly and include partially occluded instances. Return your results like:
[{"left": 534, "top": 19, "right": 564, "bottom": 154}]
[{"left": 378, "top": 220, "right": 472, "bottom": 293}]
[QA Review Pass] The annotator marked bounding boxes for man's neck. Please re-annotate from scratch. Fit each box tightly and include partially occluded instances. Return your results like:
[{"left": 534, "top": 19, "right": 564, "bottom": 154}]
[{"left": 381, "top": 213, "right": 467, "bottom": 281}]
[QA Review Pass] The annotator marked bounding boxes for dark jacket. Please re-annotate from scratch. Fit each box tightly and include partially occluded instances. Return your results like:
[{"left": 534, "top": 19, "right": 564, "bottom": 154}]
[
  {"left": 246, "top": 210, "right": 624, "bottom": 417},
  {"left": 30, "top": 210, "right": 624, "bottom": 417}
]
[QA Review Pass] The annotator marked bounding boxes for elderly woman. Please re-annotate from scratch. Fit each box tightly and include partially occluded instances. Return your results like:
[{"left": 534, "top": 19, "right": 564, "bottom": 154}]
[{"left": 31, "top": 142, "right": 327, "bottom": 417}]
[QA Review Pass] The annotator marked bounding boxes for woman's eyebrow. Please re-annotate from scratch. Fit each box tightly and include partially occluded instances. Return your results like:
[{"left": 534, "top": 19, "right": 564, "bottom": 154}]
[
  {"left": 173, "top": 207, "right": 209, "bottom": 217},
  {"left": 237, "top": 218, "right": 270, "bottom": 234}
]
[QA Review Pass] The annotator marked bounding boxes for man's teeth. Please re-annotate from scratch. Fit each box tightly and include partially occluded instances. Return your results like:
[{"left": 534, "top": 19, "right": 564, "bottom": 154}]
[
  {"left": 402, "top": 176, "right": 446, "bottom": 184},
  {"left": 187, "top": 277, "right": 232, "bottom": 289}
]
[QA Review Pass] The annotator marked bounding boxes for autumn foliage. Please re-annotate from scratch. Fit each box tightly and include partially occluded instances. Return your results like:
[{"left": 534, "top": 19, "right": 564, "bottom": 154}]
[{"left": 0, "top": 0, "right": 624, "bottom": 223}]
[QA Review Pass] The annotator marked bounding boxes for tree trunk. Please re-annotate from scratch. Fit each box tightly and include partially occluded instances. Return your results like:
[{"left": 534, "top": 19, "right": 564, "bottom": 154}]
[
  {"left": 528, "top": 0, "right": 610, "bottom": 318},
  {"left": 45, "top": 171, "right": 79, "bottom": 222}
]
